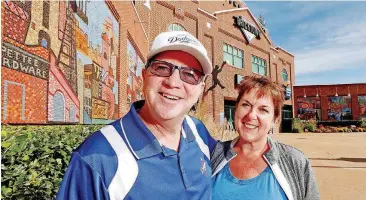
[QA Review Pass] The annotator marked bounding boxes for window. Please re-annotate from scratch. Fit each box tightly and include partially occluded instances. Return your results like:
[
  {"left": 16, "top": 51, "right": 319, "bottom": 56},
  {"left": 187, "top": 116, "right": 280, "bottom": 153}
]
[
  {"left": 224, "top": 100, "right": 236, "bottom": 130},
  {"left": 168, "top": 23, "right": 185, "bottom": 31},
  {"left": 252, "top": 55, "right": 266, "bottom": 75},
  {"left": 53, "top": 92, "right": 65, "bottom": 122},
  {"left": 282, "top": 68, "right": 288, "bottom": 82},
  {"left": 42, "top": 1, "right": 50, "bottom": 29},
  {"left": 3, "top": 81, "right": 26, "bottom": 121},
  {"left": 223, "top": 43, "right": 243, "bottom": 69},
  {"left": 69, "top": 105, "right": 76, "bottom": 122},
  {"left": 282, "top": 110, "right": 292, "bottom": 119},
  {"left": 41, "top": 38, "right": 48, "bottom": 48},
  {"left": 38, "top": 30, "right": 50, "bottom": 48},
  {"left": 77, "top": 0, "right": 87, "bottom": 14}
]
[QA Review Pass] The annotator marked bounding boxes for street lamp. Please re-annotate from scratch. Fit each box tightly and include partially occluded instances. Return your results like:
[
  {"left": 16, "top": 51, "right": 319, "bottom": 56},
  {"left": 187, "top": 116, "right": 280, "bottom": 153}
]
[
  {"left": 316, "top": 88, "right": 319, "bottom": 97},
  {"left": 303, "top": 88, "right": 307, "bottom": 98},
  {"left": 335, "top": 87, "right": 338, "bottom": 97}
]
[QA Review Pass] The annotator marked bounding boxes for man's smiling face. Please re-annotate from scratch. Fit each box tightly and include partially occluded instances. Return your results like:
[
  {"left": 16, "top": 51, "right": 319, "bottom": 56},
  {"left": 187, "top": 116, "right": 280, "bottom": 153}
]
[{"left": 142, "top": 50, "right": 205, "bottom": 121}]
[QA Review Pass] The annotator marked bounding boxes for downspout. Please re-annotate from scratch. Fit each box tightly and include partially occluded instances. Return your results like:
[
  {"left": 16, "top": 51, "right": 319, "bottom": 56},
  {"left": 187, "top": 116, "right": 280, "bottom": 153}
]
[{"left": 131, "top": 1, "right": 150, "bottom": 48}]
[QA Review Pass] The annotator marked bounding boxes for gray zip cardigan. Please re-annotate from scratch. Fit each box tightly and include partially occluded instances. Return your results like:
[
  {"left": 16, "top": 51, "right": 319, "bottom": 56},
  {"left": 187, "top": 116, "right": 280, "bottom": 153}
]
[{"left": 210, "top": 136, "right": 320, "bottom": 200}]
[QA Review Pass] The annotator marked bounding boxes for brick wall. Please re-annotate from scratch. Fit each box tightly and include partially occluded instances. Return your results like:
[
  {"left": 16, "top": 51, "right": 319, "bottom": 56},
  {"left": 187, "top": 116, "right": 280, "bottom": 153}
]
[
  {"left": 110, "top": 1, "right": 294, "bottom": 133},
  {"left": 48, "top": 52, "right": 80, "bottom": 123},
  {"left": 294, "top": 84, "right": 366, "bottom": 120},
  {"left": 2, "top": 1, "right": 294, "bottom": 129},
  {"left": 2, "top": 67, "right": 47, "bottom": 124},
  {"left": 2, "top": 1, "right": 30, "bottom": 43}
]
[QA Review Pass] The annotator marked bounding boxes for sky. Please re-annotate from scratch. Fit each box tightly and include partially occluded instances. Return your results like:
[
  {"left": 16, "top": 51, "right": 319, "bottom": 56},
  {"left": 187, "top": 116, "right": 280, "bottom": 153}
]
[{"left": 245, "top": 1, "right": 366, "bottom": 86}]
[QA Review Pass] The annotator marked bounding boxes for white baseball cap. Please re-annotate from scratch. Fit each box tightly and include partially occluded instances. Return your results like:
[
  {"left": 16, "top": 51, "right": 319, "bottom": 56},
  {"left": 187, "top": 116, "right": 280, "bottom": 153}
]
[{"left": 147, "top": 31, "right": 213, "bottom": 75}]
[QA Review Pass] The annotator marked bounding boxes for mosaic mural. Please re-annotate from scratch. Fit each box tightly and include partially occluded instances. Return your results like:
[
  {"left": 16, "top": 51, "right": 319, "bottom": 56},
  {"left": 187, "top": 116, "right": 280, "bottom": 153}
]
[
  {"left": 327, "top": 96, "right": 352, "bottom": 121},
  {"left": 297, "top": 97, "right": 321, "bottom": 120},
  {"left": 126, "top": 40, "right": 144, "bottom": 106},
  {"left": 358, "top": 96, "right": 366, "bottom": 118},
  {"left": 1, "top": 1, "right": 119, "bottom": 124}
]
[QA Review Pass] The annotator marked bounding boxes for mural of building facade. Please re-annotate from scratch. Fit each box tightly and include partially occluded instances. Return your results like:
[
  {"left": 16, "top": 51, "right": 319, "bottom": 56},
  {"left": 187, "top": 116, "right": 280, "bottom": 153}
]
[
  {"left": 297, "top": 97, "right": 321, "bottom": 121},
  {"left": 1, "top": 0, "right": 120, "bottom": 124},
  {"left": 327, "top": 96, "right": 352, "bottom": 121},
  {"left": 358, "top": 96, "right": 366, "bottom": 118},
  {"left": 126, "top": 40, "right": 144, "bottom": 106}
]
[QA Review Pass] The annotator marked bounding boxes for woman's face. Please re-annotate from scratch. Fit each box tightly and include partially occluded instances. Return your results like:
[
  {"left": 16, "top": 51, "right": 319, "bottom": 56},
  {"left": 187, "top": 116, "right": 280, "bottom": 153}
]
[{"left": 234, "top": 89, "right": 276, "bottom": 143}]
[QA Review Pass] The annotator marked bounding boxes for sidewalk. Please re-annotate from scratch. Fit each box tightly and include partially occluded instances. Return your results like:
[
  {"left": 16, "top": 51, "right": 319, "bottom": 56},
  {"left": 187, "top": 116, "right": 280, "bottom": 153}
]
[{"left": 271, "top": 133, "right": 366, "bottom": 200}]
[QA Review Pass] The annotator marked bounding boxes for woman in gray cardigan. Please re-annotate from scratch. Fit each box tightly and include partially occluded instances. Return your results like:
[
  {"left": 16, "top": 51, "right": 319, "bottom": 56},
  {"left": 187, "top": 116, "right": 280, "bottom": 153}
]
[{"left": 211, "top": 76, "right": 320, "bottom": 200}]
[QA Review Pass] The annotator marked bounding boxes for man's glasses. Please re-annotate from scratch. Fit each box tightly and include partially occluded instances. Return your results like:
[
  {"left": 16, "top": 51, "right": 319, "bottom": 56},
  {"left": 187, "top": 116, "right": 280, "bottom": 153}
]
[{"left": 146, "top": 60, "right": 205, "bottom": 85}]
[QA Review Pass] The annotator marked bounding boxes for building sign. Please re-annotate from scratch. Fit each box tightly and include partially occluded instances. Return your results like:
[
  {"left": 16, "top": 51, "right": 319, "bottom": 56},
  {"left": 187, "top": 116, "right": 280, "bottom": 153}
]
[
  {"left": 91, "top": 62, "right": 103, "bottom": 98},
  {"left": 92, "top": 98, "right": 109, "bottom": 119},
  {"left": 75, "top": 27, "right": 88, "bottom": 55},
  {"left": 233, "top": 16, "right": 260, "bottom": 43},
  {"left": 1, "top": 42, "right": 48, "bottom": 80},
  {"left": 284, "top": 86, "right": 292, "bottom": 100}
]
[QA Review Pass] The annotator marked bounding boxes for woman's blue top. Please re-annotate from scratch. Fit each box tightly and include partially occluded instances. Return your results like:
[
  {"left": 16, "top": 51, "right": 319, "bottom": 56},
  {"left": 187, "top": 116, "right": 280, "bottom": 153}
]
[{"left": 212, "top": 164, "right": 287, "bottom": 200}]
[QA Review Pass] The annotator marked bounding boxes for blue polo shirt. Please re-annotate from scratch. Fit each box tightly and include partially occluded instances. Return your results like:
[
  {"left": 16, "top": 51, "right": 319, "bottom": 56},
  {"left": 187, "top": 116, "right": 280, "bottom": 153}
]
[{"left": 57, "top": 100, "right": 217, "bottom": 200}]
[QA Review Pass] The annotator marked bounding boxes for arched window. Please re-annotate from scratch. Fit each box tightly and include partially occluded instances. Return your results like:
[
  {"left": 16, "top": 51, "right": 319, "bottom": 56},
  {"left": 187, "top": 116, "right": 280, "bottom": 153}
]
[
  {"left": 69, "top": 105, "right": 76, "bottom": 122},
  {"left": 282, "top": 68, "right": 288, "bottom": 82},
  {"left": 53, "top": 92, "right": 65, "bottom": 122},
  {"left": 41, "top": 38, "right": 48, "bottom": 48},
  {"left": 168, "top": 23, "right": 185, "bottom": 31},
  {"left": 38, "top": 30, "right": 50, "bottom": 48}
]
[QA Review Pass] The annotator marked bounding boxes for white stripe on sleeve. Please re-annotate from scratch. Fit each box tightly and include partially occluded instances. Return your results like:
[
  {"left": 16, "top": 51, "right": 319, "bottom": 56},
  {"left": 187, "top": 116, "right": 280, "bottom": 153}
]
[
  {"left": 185, "top": 116, "right": 210, "bottom": 160},
  {"left": 101, "top": 125, "right": 138, "bottom": 200}
]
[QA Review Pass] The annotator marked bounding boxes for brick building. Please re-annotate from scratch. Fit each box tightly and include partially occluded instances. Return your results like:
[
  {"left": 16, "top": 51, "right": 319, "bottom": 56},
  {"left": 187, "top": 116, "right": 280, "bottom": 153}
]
[
  {"left": 294, "top": 84, "right": 366, "bottom": 122},
  {"left": 1, "top": 1, "right": 49, "bottom": 124},
  {"left": 2, "top": 0, "right": 294, "bottom": 133},
  {"left": 114, "top": 1, "right": 295, "bottom": 133}
]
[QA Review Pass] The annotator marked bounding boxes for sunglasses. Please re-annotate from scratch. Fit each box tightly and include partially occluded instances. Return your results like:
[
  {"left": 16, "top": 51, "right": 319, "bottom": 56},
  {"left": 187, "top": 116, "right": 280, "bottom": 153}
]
[{"left": 146, "top": 60, "right": 205, "bottom": 85}]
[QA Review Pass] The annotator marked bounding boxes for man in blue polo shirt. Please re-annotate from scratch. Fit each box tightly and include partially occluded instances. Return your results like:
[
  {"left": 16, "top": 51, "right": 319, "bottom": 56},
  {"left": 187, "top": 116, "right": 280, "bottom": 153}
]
[{"left": 57, "top": 31, "right": 217, "bottom": 200}]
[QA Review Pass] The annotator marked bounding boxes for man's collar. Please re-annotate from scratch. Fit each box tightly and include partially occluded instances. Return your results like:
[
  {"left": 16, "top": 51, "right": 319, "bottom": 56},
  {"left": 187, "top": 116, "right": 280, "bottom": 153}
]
[{"left": 120, "top": 100, "right": 196, "bottom": 159}]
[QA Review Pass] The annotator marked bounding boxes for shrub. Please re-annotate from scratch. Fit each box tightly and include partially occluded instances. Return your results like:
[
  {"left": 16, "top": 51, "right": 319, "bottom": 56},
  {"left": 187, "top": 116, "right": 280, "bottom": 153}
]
[
  {"left": 360, "top": 119, "right": 366, "bottom": 128},
  {"left": 318, "top": 120, "right": 361, "bottom": 127},
  {"left": 343, "top": 127, "right": 351, "bottom": 132},
  {"left": 1, "top": 125, "right": 103, "bottom": 199},
  {"left": 318, "top": 124, "right": 324, "bottom": 129},
  {"left": 292, "top": 126, "right": 302, "bottom": 133},
  {"left": 303, "top": 120, "right": 317, "bottom": 132},
  {"left": 292, "top": 118, "right": 304, "bottom": 133},
  {"left": 329, "top": 126, "right": 338, "bottom": 133},
  {"left": 313, "top": 129, "right": 322, "bottom": 133},
  {"left": 324, "top": 129, "right": 332, "bottom": 133},
  {"left": 189, "top": 102, "right": 236, "bottom": 141}
]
